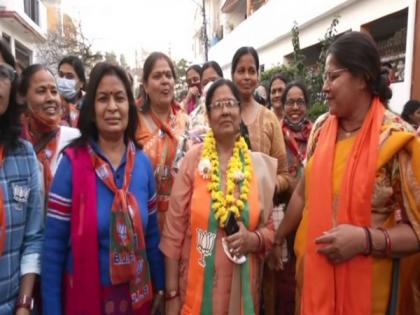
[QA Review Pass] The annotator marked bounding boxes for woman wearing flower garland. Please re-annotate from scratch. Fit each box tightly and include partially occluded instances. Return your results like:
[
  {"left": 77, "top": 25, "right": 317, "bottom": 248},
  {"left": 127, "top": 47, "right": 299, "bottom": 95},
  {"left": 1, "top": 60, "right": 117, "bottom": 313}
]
[{"left": 160, "top": 79, "right": 277, "bottom": 315}]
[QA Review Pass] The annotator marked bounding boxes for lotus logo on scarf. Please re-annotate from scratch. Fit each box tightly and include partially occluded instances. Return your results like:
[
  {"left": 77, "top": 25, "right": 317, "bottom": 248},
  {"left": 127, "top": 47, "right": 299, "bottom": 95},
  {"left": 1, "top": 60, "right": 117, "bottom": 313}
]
[
  {"left": 137, "top": 257, "right": 144, "bottom": 274},
  {"left": 44, "top": 148, "right": 53, "bottom": 160},
  {"left": 197, "top": 228, "right": 216, "bottom": 267},
  {"left": 96, "top": 164, "right": 109, "bottom": 180},
  {"left": 117, "top": 219, "right": 128, "bottom": 245}
]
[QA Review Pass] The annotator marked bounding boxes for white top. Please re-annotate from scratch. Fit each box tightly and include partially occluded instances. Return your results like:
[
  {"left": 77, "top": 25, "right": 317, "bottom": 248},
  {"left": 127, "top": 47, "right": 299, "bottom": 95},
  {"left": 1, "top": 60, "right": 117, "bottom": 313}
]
[{"left": 51, "top": 126, "right": 80, "bottom": 175}]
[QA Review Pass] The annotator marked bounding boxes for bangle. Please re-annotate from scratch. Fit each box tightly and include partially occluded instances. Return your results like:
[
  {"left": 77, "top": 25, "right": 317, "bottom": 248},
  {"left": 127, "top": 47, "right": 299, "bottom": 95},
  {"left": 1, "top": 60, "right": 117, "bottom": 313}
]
[
  {"left": 253, "top": 230, "right": 263, "bottom": 251},
  {"left": 165, "top": 289, "right": 179, "bottom": 301},
  {"left": 15, "top": 295, "right": 34, "bottom": 312},
  {"left": 377, "top": 227, "right": 391, "bottom": 257},
  {"left": 363, "top": 227, "right": 372, "bottom": 256}
]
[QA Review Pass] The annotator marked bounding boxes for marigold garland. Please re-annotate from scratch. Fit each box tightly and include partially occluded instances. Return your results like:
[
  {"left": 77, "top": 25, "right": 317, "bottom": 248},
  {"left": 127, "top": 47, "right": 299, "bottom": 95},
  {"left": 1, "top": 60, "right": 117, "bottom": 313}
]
[{"left": 199, "top": 131, "right": 252, "bottom": 227}]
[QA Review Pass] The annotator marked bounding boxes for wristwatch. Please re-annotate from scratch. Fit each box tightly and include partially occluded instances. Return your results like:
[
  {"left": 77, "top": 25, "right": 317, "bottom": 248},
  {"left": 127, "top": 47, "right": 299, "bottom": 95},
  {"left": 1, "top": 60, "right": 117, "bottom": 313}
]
[{"left": 15, "top": 295, "right": 34, "bottom": 311}]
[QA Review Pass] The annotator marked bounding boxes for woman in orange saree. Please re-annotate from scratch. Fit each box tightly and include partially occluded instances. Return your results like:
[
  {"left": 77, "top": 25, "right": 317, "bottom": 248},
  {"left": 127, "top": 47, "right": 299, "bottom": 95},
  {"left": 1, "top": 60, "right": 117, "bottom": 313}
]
[
  {"left": 160, "top": 79, "right": 277, "bottom": 315},
  {"left": 272, "top": 32, "right": 420, "bottom": 315},
  {"left": 135, "top": 52, "right": 188, "bottom": 229}
]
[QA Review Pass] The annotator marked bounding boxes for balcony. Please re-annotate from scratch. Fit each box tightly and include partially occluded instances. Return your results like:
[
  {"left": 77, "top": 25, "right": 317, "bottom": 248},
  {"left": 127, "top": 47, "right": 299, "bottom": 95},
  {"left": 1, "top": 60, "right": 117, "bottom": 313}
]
[
  {"left": 209, "top": 0, "right": 358, "bottom": 71},
  {"left": 0, "top": 0, "right": 47, "bottom": 42}
]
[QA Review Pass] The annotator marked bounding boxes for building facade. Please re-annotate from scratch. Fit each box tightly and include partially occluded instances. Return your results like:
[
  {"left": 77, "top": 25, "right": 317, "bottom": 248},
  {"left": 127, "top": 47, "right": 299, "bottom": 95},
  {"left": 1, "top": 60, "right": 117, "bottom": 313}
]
[
  {"left": 0, "top": 0, "right": 47, "bottom": 67},
  {"left": 196, "top": 0, "right": 419, "bottom": 113}
]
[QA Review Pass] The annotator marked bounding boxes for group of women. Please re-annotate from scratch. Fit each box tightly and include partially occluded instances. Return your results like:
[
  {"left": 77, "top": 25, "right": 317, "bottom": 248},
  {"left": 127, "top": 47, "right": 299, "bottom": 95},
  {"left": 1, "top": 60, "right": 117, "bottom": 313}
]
[{"left": 0, "top": 30, "right": 419, "bottom": 315}]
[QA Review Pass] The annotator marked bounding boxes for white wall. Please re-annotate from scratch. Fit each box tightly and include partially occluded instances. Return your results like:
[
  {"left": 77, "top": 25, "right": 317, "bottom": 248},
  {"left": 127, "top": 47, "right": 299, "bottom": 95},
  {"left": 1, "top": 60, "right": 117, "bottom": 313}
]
[
  {"left": 0, "top": 0, "right": 47, "bottom": 36},
  {"left": 222, "top": 0, "right": 246, "bottom": 36},
  {"left": 0, "top": 0, "right": 48, "bottom": 64},
  {"left": 209, "top": 0, "right": 414, "bottom": 112}
]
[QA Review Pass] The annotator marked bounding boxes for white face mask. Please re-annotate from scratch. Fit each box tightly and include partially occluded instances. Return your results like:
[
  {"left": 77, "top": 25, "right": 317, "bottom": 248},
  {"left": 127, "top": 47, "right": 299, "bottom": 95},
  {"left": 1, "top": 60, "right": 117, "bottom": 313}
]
[{"left": 57, "top": 77, "right": 78, "bottom": 100}]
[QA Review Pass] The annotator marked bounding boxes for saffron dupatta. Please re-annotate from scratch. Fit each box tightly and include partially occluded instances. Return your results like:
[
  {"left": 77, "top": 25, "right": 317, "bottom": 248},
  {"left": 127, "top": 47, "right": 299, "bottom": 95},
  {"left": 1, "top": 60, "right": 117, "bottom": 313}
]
[
  {"left": 22, "top": 111, "right": 61, "bottom": 193},
  {"left": 301, "top": 97, "right": 420, "bottom": 314},
  {"left": 88, "top": 142, "right": 152, "bottom": 309},
  {"left": 303, "top": 98, "right": 384, "bottom": 314},
  {"left": 136, "top": 104, "right": 187, "bottom": 226},
  {"left": 182, "top": 152, "right": 261, "bottom": 315}
]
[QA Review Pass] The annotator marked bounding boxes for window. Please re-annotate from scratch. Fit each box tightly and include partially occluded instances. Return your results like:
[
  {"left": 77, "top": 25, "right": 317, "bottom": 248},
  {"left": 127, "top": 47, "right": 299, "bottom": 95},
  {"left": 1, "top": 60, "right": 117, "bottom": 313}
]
[
  {"left": 15, "top": 41, "right": 32, "bottom": 68},
  {"left": 362, "top": 8, "right": 408, "bottom": 83},
  {"left": 24, "top": 0, "right": 39, "bottom": 25}
]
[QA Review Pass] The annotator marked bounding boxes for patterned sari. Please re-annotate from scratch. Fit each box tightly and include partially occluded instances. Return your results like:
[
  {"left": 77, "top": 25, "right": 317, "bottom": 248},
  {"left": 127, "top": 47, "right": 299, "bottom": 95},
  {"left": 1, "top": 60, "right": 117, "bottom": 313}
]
[
  {"left": 135, "top": 104, "right": 188, "bottom": 229},
  {"left": 295, "top": 104, "right": 420, "bottom": 315}
]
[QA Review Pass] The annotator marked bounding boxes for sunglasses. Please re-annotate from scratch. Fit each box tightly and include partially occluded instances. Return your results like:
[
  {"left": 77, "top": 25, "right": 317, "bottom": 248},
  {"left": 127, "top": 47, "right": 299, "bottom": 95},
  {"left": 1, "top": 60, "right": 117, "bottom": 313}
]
[{"left": 0, "top": 63, "right": 17, "bottom": 82}]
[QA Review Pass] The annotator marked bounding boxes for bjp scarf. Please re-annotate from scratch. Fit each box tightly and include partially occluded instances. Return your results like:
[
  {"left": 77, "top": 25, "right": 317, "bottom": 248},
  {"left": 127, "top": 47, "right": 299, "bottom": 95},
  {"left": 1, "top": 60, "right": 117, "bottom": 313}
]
[
  {"left": 136, "top": 104, "right": 186, "bottom": 222},
  {"left": 88, "top": 141, "right": 152, "bottom": 310},
  {"left": 281, "top": 117, "right": 312, "bottom": 176},
  {"left": 0, "top": 146, "right": 5, "bottom": 256},
  {"left": 22, "top": 110, "right": 61, "bottom": 193},
  {"left": 182, "top": 152, "right": 261, "bottom": 315},
  {"left": 302, "top": 97, "right": 385, "bottom": 315}
]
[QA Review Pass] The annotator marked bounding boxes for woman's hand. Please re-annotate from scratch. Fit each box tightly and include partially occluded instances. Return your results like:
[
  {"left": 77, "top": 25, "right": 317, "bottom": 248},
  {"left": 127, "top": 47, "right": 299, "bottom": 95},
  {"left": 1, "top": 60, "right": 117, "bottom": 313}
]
[
  {"left": 184, "top": 86, "right": 200, "bottom": 104},
  {"left": 267, "top": 241, "right": 285, "bottom": 271},
  {"left": 225, "top": 222, "right": 259, "bottom": 257},
  {"left": 151, "top": 292, "right": 165, "bottom": 315},
  {"left": 315, "top": 224, "right": 366, "bottom": 263},
  {"left": 165, "top": 296, "right": 181, "bottom": 315}
]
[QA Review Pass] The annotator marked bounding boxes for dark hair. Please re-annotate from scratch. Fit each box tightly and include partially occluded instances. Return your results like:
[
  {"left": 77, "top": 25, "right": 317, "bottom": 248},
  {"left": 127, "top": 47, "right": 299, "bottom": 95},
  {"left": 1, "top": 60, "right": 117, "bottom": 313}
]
[
  {"left": 201, "top": 61, "right": 223, "bottom": 79},
  {"left": 268, "top": 73, "right": 288, "bottom": 108},
  {"left": 401, "top": 100, "right": 420, "bottom": 124},
  {"left": 58, "top": 55, "right": 87, "bottom": 91},
  {"left": 141, "top": 52, "right": 176, "bottom": 112},
  {"left": 0, "top": 39, "right": 16, "bottom": 68},
  {"left": 281, "top": 81, "right": 310, "bottom": 107},
  {"left": 231, "top": 46, "right": 259, "bottom": 78},
  {"left": 0, "top": 42, "right": 20, "bottom": 149},
  {"left": 205, "top": 79, "right": 242, "bottom": 114},
  {"left": 73, "top": 62, "right": 139, "bottom": 147},
  {"left": 126, "top": 71, "right": 134, "bottom": 88},
  {"left": 327, "top": 31, "right": 392, "bottom": 104},
  {"left": 18, "top": 64, "right": 55, "bottom": 97},
  {"left": 186, "top": 64, "right": 202, "bottom": 78}
]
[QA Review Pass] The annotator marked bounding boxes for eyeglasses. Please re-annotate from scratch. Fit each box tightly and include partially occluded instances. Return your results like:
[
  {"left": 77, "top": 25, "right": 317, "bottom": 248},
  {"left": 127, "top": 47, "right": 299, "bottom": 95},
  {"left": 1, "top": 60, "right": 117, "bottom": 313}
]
[
  {"left": 210, "top": 98, "right": 239, "bottom": 111},
  {"left": 285, "top": 98, "right": 306, "bottom": 107},
  {"left": 0, "top": 64, "right": 17, "bottom": 82},
  {"left": 322, "top": 68, "right": 348, "bottom": 83}
]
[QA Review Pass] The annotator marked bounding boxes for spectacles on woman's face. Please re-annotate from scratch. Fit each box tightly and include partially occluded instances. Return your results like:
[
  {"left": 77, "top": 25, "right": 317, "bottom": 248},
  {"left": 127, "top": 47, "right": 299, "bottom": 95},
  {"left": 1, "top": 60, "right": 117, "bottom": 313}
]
[
  {"left": 210, "top": 98, "right": 239, "bottom": 112},
  {"left": 322, "top": 68, "right": 348, "bottom": 83},
  {"left": 284, "top": 98, "right": 306, "bottom": 107},
  {"left": 0, "top": 64, "right": 16, "bottom": 82}
]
